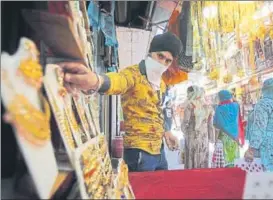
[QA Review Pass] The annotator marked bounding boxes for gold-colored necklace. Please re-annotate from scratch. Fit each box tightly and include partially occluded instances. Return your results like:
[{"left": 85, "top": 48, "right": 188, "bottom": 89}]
[
  {"left": 47, "top": 86, "right": 76, "bottom": 150},
  {"left": 7, "top": 94, "right": 51, "bottom": 146},
  {"left": 18, "top": 59, "right": 43, "bottom": 89},
  {"left": 2, "top": 68, "right": 51, "bottom": 146},
  {"left": 55, "top": 68, "right": 67, "bottom": 97},
  {"left": 16, "top": 39, "right": 43, "bottom": 89},
  {"left": 54, "top": 67, "right": 85, "bottom": 145}
]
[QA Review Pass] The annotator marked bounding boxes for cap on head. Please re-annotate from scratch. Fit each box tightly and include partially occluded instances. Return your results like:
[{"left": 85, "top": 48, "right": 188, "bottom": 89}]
[{"left": 149, "top": 32, "right": 182, "bottom": 58}]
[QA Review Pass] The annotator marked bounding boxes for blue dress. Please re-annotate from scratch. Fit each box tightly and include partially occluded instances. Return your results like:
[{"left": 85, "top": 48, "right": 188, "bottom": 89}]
[
  {"left": 246, "top": 78, "right": 273, "bottom": 172},
  {"left": 213, "top": 90, "right": 241, "bottom": 166}
]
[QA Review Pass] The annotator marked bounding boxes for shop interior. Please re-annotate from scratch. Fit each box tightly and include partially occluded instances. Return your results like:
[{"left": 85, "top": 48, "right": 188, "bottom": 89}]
[{"left": 1, "top": 1, "right": 273, "bottom": 199}]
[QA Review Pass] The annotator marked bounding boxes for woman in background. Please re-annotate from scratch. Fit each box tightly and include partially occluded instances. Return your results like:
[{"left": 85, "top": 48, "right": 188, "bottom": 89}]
[
  {"left": 213, "top": 90, "right": 245, "bottom": 167},
  {"left": 182, "top": 86, "right": 214, "bottom": 169},
  {"left": 245, "top": 78, "right": 273, "bottom": 172}
]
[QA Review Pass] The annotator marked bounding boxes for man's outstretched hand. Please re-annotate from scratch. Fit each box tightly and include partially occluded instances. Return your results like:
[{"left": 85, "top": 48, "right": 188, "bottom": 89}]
[{"left": 59, "top": 62, "right": 98, "bottom": 94}]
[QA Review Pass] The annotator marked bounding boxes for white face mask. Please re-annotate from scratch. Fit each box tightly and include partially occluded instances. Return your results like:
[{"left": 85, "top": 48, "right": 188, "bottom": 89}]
[{"left": 145, "top": 57, "right": 168, "bottom": 90}]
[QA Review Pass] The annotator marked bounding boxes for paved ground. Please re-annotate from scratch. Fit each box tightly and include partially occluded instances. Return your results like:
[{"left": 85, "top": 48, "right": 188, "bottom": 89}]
[{"left": 164, "top": 123, "right": 249, "bottom": 170}]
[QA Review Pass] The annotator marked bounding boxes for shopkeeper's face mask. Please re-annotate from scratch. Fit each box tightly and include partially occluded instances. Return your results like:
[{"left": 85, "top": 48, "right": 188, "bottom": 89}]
[{"left": 145, "top": 56, "right": 169, "bottom": 89}]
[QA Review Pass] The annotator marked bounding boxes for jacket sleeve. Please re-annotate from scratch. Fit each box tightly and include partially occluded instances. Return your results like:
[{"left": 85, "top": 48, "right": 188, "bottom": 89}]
[{"left": 98, "top": 67, "right": 136, "bottom": 95}]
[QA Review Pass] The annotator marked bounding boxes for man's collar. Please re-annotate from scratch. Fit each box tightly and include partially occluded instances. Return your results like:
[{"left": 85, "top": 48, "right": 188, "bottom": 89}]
[{"left": 139, "top": 60, "right": 146, "bottom": 76}]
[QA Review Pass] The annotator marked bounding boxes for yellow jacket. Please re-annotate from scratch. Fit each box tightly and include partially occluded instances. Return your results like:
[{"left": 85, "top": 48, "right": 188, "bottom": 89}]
[{"left": 99, "top": 60, "right": 167, "bottom": 155}]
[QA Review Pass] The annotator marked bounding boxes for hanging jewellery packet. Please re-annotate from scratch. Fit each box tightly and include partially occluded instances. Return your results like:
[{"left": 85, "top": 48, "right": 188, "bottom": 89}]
[{"left": 1, "top": 37, "right": 58, "bottom": 199}]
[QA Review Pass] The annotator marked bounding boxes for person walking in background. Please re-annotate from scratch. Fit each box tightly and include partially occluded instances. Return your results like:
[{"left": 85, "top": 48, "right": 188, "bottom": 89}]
[
  {"left": 244, "top": 78, "right": 273, "bottom": 172},
  {"left": 213, "top": 90, "right": 245, "bottom": 167},
  {"left": 163, "top": 100, "right": 174, "bottom": 135},
  {"left": 181, "top": 86, "right": 214, "bottom": 169}
]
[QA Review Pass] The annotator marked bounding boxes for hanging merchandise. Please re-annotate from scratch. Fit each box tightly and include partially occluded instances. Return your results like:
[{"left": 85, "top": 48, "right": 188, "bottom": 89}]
[
  {"left": 177, "top": 1, "right": 193, "bottom": 71},
  {"left": 254, "top": 38, "right": 267, "bottom": 71},
  {"left": 107, "top": 65, "right": 118, "bottom": 72},
  {"left": 168, "top": 9, "right": 180, "bottom": 37},
  {"left": 168, "top": 1, "right": 193, "bottom": 71},
  {"left": 88, "top": 0, "right": 118, "bottom": 47},
  {"left": 99, "top": 0, "right": 118, "bottom": 47},
  {"left": 88, "top": 1, "right": 100, "bottom": 30},
  {"left": 162, "top": 62, "right": 188, "bottom": 86},
  {"left": 264, "top": 35, "right": 273, "bottom": 67},
  {"left": 165, "top": 1, "right": 191, "bottom": 85},
  {"left": 190, "top": 1, "right": 273, "bottom": 94}
]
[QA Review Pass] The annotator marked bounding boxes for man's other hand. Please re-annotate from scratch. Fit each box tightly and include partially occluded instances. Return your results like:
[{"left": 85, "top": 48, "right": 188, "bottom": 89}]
[{"left": 164, "top": 131, "right": 179, "bottom": 151}]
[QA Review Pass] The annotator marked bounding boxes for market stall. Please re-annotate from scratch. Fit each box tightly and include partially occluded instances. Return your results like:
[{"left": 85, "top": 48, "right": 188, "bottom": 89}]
[
  {"left": 1, "top": 1, "right": 273, "bottom": 199},
  {"left": 169, "top": 0, "right": 273, "bottom": 125}
]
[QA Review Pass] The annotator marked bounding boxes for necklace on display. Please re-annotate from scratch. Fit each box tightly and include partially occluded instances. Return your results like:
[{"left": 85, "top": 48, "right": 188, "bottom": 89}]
[
  {"left": 2, "top": 69, "right": 51, "bottom": 146},
  {"left": 47, "top": 86, "right": 76, "bottom": 150},
  {"left": 55, "top": 67, "right": 88, "bottom": 145}
]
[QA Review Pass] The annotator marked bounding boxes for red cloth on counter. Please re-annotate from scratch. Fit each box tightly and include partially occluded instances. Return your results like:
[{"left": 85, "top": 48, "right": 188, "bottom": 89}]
[{"left": 129, "top": 168, "right": 246, "bottom": 199}]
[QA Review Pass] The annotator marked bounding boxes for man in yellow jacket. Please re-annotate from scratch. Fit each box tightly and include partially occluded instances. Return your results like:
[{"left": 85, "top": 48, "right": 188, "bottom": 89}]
[{"left": 61, "top": 32, "right": 181, "bottom": 172}]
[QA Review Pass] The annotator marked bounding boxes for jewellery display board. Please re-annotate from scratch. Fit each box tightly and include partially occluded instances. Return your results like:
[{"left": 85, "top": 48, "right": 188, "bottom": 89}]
[
  {"left": 1, "top": 37, "right": 59, "bottom": 199},
  {"left": 74, "top": 135, "right": 115, "bottom": 199},
  {"left": 44, "top": 64, "right": 128, "bottom": 199},
  {"left": 44, "top": 64, "right": 102, "bottom": 159},
  {"left": 44, "top": 64, "right": 77, "bottom": 161},
  {"left": 113, "top": 159, "right": 135, "bottom": 199}
]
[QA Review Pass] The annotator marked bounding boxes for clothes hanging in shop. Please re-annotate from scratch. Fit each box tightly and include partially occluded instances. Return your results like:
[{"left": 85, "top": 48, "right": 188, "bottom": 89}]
[
  {"left": 167, "top": 1, "right": 193, "bottom": 72},
  {"left": 87, "top": 1, "right": 100, "bottom": 30},
  {"left": 162, "top": 61, "right": 188, "bottom": 86},
  {"left": 177, "top": 1, "right": 193, "bottom": 71},
  {"left": 88, "top": 0, "right": 118, "bottom": 48}
]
